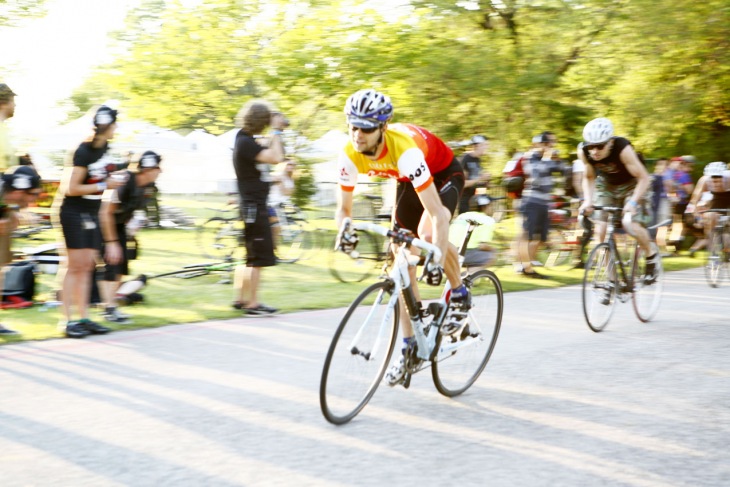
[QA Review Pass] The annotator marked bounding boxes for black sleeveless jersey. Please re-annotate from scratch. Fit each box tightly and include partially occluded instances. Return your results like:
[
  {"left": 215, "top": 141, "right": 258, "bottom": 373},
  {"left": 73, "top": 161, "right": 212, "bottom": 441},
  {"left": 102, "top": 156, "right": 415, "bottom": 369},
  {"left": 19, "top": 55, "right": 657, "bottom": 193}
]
[{"left": 581, "top": 137, "right": 634, "bottom": 186}]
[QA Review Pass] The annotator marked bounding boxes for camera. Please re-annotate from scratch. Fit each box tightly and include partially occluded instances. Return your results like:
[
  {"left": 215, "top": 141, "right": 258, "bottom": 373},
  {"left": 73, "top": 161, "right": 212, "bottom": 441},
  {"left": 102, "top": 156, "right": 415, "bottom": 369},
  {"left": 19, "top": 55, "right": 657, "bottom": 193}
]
[{"left": 272, "top": 111, "right": 290, "bottom": 128}]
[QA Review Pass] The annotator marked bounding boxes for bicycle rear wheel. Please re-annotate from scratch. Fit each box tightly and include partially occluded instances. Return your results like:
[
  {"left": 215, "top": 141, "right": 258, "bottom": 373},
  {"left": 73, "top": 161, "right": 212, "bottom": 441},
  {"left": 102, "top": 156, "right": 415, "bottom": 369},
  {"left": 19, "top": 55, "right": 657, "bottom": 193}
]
[
  {"left": 275, "top": 221, "right": 314, "bottom": 263},
  {"left": 197, "top": 217, "right": 242, "bottom": 261},
  {"left": 432, "top": 270, "right": 503, "bottom": 397},
  {"left": 329, "top": 231, "right": 381, "bottom": 283},
  {"left": 582, "top": 243, "right": 617, "bottom": 332},
  {"left": 705, "top": 230, "right": 726, "bottom": 288},
  {"left": 320, "top": 280, "right": 399, "bottom": 425},
  {"left": 632, "top": 243, "right": 664, "bottom": 322}
]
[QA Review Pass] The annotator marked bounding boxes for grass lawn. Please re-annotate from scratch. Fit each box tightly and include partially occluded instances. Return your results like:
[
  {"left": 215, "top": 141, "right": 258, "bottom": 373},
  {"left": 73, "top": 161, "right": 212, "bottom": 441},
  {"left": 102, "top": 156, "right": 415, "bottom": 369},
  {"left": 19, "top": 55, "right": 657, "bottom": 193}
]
[{"left": 1, "top": 194, "right": 705, "bottom": 345}]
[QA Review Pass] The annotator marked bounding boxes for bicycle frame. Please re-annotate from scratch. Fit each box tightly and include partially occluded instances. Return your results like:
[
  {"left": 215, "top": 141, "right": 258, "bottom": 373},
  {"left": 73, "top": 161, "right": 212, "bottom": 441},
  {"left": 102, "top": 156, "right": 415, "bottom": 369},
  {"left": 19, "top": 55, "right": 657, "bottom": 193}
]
[{"left": 350, "top": 221, "right": 446, "bottom": 362}]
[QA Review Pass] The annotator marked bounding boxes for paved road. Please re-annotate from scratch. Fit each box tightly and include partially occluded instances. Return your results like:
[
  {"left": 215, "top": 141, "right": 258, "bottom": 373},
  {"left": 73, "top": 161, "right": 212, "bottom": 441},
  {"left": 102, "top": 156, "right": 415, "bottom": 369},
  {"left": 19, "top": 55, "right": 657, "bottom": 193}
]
[{"left": 1, "top": 267, "right": 728, "bottom": 487}]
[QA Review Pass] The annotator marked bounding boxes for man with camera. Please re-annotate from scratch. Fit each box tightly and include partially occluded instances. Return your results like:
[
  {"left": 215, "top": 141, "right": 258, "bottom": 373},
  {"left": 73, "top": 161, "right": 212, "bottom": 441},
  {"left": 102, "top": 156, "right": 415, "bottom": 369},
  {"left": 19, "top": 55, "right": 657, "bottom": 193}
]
[{"left": 231, "top": 100, "right": 287, "bottom": 316}]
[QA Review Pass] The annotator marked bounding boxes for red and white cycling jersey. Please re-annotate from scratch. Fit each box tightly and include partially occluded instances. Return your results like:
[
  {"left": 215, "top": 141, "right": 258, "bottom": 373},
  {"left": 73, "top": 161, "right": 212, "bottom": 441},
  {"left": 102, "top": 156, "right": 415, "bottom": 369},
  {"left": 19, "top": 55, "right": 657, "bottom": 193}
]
[{"left": 337, "top": 123, "right": 453, "bottom": 193}]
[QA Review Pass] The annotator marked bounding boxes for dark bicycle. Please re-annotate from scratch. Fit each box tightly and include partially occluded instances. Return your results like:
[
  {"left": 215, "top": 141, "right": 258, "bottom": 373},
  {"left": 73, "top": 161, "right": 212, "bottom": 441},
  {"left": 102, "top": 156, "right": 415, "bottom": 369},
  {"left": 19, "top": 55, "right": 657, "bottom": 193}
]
[{"left": 582, "top": 206, "right": 671, "bottom": 332}]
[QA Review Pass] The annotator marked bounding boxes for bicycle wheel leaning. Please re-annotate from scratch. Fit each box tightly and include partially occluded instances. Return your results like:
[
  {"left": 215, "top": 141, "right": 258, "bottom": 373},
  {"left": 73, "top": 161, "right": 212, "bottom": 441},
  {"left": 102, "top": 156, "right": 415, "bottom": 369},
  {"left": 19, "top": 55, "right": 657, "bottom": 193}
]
[
  {"left": 432, "top": 269, "right": 503, "bottom": 397},
  {"left": 320, "top": 279, "right": 400, "bottom": 425},
  {"left": 275, "top": 221, "right": 315, "bottom": 263},
  {"left": 328, "top": 230, "right": 381, "bottom": 283},
  {"left": 705, "top": 230, "right": 726, "bottom": 288},
  {"left": 582, "top": 243, "right": 617, "bottom": 332},
  {"left": 197, "top": 217, "right": 242, "bottom": 261},
  {"left": 632, "top": 243, "right": 664, "bottom": 322}
]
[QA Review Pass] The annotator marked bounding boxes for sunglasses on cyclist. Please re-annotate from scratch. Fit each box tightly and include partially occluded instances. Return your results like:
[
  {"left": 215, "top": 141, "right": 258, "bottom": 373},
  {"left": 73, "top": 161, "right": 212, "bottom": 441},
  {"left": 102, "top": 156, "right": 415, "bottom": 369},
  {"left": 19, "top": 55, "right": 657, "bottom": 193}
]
[
  {"left": 585, "top": 142, "right": 608, "bottom": 151},
  {"left": 349, "top": 125, "right": 379, "bottom": 134}
]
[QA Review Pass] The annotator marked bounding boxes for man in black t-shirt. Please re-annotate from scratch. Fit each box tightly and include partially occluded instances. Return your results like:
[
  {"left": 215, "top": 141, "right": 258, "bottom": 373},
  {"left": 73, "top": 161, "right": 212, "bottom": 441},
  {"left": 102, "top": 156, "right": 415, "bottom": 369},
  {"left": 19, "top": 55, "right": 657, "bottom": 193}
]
[
  {"left": 232, "top": 101, "right": 287, "bottom": 316},
  {"left": 578, "top": 117, "right": 659, "bottom": 281},
  {"left": 458, "top": 134, "right": 490, "bottom": 214},
  {"left": 99, "top": 150, "right": 163, "bottom": 324}
]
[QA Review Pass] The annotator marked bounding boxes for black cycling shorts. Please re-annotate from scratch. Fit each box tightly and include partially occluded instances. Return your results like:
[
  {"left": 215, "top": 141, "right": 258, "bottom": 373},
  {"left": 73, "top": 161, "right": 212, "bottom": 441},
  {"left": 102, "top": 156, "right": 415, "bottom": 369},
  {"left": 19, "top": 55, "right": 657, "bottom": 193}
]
[
  {"left": 102, "top": 223, "right": 129, "bottom": 280},
  {"left": 60, "top": 206, "right": 102, "bottom": 251},
  {"left": 394, "top": 157, "right": 465, "bottom": 236},
  {"left": 242, "top": 199, "right": 276, "bottom": 267}
]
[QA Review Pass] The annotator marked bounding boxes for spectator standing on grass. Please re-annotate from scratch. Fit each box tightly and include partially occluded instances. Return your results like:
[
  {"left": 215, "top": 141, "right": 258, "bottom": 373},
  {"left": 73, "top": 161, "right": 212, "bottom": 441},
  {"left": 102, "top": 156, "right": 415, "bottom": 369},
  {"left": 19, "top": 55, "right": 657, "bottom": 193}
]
[
  {"left": 58, "top": 105, "right": 126, "bottom": 338},
  {"left": 516, "top": 132, "right": 560, "bottom": 279},
  {"left": 0, "top": 83, "right": 19, "bottom": 173},
  {"left": 231, "top": 100, "right": 287, "bottom": 316},
  {"left": 0, "top": 166, "right": 42, "bottom": 335},
  {"left": 458, "top": 135, "right": 491, "bottom": 214},
  {"left": 99, "top": 150, "right": 163, "bottom": 324}
]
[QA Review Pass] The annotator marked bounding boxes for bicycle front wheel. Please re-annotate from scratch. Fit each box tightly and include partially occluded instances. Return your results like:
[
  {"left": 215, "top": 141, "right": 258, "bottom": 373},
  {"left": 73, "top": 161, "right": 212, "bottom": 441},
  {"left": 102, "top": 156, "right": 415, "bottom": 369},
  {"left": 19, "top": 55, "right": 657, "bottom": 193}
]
[
  {"left": 328, "top": 231, "right": 381, "bottom": 283},
  {"left": 197, "top": 217, "right": 241, "bottom": 261},
  {"left": 432, "top": 270, "right": 503, "bottom": 397},
  {"left": 705, "top": 230, "right": 726, "bottom": 288},
  {"left": 632, "top": 243, "right": 664, "bottom": 322},
  {"left": 582, "top": 243, "right": 617, "bottom": 332},
  {"left": 320, "top": 280, "right": 400, "bottom": 425}
]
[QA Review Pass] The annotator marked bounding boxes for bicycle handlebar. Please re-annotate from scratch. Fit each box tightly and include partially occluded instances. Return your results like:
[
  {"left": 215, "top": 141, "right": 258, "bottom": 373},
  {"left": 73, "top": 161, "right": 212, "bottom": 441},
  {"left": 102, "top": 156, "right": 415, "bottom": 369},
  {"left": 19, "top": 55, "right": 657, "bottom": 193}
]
[{"left": 339, "top": 218, "right": 443, "bottom": 264}]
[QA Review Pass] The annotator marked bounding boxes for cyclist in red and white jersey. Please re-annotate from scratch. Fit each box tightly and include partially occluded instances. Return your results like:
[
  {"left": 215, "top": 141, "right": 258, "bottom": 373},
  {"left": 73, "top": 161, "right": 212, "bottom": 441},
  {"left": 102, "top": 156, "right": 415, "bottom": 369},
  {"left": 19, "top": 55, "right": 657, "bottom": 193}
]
[{"left": 335, "top": 89, "right": 466, "bottom": 386}]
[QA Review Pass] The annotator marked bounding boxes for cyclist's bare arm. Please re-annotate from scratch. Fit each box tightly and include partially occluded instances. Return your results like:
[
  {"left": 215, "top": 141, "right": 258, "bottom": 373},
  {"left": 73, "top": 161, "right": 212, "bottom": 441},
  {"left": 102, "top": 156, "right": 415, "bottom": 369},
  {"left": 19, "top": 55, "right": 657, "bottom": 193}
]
[
  {"left": 578, "top": 148, "right": 596, "bottom": 212},
  {"left": 335, "top": 188, "right": 354, "bottom": 230}
]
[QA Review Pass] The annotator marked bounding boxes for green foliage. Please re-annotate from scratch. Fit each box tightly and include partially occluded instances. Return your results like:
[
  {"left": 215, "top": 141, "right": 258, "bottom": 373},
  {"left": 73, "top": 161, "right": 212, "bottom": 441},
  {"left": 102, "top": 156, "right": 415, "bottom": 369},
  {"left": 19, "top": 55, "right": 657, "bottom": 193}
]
[
  {"left": 291, "top": 160, "right": 317, "bottom": 208},
  {"left": 63, "top": 0, "right": 730, "bottom": 163}
]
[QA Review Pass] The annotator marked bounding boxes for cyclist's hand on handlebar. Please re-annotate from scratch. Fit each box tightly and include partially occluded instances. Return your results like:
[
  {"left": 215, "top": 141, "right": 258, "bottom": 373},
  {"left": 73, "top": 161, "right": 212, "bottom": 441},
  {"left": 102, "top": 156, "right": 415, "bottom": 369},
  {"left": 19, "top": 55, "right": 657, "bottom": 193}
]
[
  {"left": 338, "top": 230, "right": 359, "bottom": 254},
  {"left": 578, "top": 201, "right": 593, "bottom": 216},
  {"left": 424, "top": 263, "right": 444, "bottom": 286}
]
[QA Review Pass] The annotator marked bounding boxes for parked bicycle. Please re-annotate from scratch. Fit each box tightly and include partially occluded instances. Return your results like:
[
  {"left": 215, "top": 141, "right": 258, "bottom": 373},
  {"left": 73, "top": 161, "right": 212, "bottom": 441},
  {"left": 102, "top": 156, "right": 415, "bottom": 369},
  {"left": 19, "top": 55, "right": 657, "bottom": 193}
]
[
  {"left": 320, "top": 218, "right": 503, "bottom": 425},
  {"left": 582, "top": 206, "right": 670, "bottom": 332},
  {"left": 197, "top": 201, "right": 314, "bottom": 263},
  {"left": 701, "top": 208, "right": 730, "bottom": 287}
]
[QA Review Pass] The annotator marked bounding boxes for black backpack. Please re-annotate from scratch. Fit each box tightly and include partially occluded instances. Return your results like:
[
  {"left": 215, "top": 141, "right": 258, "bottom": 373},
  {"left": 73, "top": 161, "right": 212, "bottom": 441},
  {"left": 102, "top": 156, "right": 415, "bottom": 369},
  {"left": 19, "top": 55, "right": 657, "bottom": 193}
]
[{"left": 3, "top": 261, "right": 36, "bottom": 302}]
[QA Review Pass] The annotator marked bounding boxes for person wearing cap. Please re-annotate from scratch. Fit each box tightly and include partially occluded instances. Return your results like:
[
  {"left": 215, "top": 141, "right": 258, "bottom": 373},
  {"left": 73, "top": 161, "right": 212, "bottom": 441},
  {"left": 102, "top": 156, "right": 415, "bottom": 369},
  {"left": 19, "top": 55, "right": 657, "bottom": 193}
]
[
  {"left": 0, "top": 165, "right": 43, "bottom": 335},
  {"left": 58, "top": 105, "right": 127, "bottom": 338},
  {"left": 449, "top": 194, "right": 497, "bottom": 273},
  {"left": 0, "top": 83, "right": 19, "bottom": 173},
  {"left": 99, "top": 150, "right": 163, "bottom": 324},
  {"left": 516, "top": 132, "right": 561, "bottom": 279},
  {"left": 458, "top": 135, "right": 491, "bottom": 214},
  {"left": 231, "top": 100, "right": 287, "bottom": 316}
]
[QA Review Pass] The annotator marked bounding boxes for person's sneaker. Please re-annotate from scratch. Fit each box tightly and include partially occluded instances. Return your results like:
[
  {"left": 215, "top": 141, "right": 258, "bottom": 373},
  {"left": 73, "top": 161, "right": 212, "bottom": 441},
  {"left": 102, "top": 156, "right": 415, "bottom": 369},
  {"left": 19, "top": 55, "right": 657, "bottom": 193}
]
[
  {"left": 244, "top": 304, "right": 279, "bottom": 317},
  {"left": 79, "top": 318, "right": 111, "bottom": 334},
  {"left": 65, "top": 321, "right": 90, "bottom": 339},
  {"left": 104, "top": 307, "right": 131, "bottom": 325},
  {"left": 441, "top": 290, "right": 471, "bottom": 335},
  {"left": 232, "top": 301, "right": 249, "bottom": 310},
  {"left": 644, "top": 254, "right": 660, "bottom": 285},
  {"left": 384, "top": 355, "right": 406, "bottom": 386},
  {"left": 0, "top": 325, "right": 19, "bottom": 335},
  {"left": 522, "top": 269, "right": 549, "bottom": 280}
]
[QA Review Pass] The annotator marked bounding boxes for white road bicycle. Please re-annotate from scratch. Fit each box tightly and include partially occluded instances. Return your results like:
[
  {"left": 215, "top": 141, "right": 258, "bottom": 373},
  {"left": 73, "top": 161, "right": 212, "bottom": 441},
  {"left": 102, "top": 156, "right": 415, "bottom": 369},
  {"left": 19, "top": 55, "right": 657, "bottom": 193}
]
[{"left": 320, "top": 218, "right": 503, "bottom": 425}]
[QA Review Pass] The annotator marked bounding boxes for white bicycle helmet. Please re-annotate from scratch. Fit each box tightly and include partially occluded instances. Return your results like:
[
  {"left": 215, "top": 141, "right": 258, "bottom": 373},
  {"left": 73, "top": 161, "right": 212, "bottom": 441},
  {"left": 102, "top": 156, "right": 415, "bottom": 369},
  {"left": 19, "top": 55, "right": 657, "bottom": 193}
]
[
  {"left": 582, "top": 117, "right": 614, "bottom": 144},
  {"left": 704, "top": 161, "right": 727, "bottom": 177},
  {"left": 344, "top": 89, "right": 393, "bottom": 129}
]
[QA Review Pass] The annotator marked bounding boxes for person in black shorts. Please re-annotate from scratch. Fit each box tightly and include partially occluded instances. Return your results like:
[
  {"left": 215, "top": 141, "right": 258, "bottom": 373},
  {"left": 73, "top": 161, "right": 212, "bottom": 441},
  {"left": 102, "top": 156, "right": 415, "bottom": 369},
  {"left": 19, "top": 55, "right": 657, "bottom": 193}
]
[
  {"left": 59, "top": 105, "right": 127, "bottom": 338},
  {"left": 99, "top": 150, "right": 163, "bottom": 324},
  {"left": 232, "top": 100, "right": 288, "bottom": 316}
]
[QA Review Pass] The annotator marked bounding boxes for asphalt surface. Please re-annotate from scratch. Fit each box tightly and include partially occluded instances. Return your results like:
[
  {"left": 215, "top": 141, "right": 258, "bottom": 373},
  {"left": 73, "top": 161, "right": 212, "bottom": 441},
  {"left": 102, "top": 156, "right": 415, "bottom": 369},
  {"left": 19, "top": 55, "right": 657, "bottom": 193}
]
[{"left": 1, "top": 267, "right": 728, "bottom": 487}]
